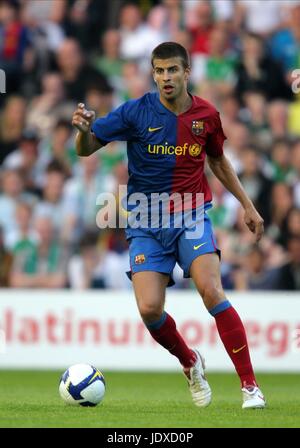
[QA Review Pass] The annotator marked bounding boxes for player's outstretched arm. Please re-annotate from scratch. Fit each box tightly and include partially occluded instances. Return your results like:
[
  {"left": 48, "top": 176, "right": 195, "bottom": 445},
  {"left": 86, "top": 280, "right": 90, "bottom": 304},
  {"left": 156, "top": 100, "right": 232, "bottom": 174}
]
[
  {"left": 207, "top": 154, "right": 264, "bottom": 242},
  {"left": 72, "top": 103, "right": 102, "bottom": 157}
]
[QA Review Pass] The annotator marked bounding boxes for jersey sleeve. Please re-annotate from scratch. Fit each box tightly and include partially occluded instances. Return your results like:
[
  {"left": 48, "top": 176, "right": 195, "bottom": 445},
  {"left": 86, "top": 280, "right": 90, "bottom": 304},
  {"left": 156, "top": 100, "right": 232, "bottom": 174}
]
[
  {"left": 91, "top": 100, "right": 137, "bottom": 145},
  {"left": 205, "top": 111, "right": 226, "bottom": 157}
]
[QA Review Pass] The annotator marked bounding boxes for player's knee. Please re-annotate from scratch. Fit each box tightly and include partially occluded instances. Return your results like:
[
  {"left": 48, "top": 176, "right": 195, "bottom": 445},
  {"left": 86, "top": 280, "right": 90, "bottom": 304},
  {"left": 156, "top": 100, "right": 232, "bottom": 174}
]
[
  {"left": 200, "top": 283, "right": 224, "bottom": 310},
  {"left": 138, "top": 302, "right": 163, "bottom": 323}
]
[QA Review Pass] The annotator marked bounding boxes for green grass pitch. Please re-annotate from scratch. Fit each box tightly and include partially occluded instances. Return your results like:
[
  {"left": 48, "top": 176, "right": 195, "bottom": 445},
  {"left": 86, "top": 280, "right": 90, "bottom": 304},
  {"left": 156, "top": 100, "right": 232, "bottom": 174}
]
[{"left": 0, "top": 371, "right": 299, "bottom": 428}]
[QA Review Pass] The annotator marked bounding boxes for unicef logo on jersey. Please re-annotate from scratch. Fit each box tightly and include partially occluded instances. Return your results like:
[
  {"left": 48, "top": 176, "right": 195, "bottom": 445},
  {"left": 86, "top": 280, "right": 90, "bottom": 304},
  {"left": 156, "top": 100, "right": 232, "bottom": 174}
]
[{"left": 147, "top": 143, "right": 202, "bottom": 157}]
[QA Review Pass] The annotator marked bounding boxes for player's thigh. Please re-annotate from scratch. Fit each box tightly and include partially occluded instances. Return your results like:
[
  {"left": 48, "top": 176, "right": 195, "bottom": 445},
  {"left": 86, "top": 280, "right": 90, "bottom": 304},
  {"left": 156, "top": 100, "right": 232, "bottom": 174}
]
[
  {"left": 128, "top": 236, "right": 175, "bottom": 317},
  {"left": 190, "top": 253, "right": 226, "bottom": 309},
  {"left": 132, "top": 271, "right": 169, "bottom": 317},
  {"left": 177, "top": 210, "right": 219, "bottom": 278}
]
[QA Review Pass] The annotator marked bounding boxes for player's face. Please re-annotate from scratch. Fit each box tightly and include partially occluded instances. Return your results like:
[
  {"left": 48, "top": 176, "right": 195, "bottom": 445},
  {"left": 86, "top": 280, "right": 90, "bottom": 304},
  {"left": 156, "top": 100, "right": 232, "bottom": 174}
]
[{"left": 152, "top": 57, "right": 190, "bottom": 101}]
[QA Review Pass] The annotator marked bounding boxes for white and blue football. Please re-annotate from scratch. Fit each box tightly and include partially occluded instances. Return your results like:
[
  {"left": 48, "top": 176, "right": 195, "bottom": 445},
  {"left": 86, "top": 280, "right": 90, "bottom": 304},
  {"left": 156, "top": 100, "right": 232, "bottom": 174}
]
[{"left": 59, "top": 364, "right": 105, "bottom": 406}]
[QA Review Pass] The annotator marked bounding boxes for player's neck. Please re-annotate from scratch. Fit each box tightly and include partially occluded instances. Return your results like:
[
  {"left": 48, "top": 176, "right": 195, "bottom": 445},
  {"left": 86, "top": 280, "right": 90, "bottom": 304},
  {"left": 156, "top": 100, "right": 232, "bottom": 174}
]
[{"left": 159, "top": 91, "right": 192, "bottom": 116}]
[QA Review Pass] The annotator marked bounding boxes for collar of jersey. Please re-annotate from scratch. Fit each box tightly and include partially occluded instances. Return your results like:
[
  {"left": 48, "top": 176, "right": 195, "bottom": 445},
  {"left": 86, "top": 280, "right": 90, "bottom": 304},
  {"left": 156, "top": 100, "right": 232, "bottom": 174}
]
[{"left": 154, "top": 92, "right": 195, "bottom": 116}]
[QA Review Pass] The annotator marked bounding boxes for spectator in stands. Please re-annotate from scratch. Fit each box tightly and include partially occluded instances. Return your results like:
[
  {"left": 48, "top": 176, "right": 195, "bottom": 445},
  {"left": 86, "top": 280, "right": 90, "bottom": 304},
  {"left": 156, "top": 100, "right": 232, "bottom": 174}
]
[
  {"left": 276, "top": 235, "right": 300, "bottom": 290},
  {"left": 241, "top": 91, "right": 271, "bottom": 150},
  {"left": 38, "top": 119, "right": 76, "bottom": 178},
  {"left": 267, "top": 183, "right": 294, "bottom": 243},
  {"left": 98, "top": 141, "right": 126, "bottom": 176},
  {"left": 270, "top": 3, "right": 300, "bottom": 77},
  {"left": 21, "top": 0, "right": 66, "bottom": 51},
  {"left": 68, "top": 231, "right": 106, "bottom": 289},
  {"left": 65, "top": 0, "right": 111, "bottom": 51},
  {"left": 0, "top": 226, "right": 13, "bottom": 287},
  {"left": 280, "top": 207, "right": 300, "bottom": 249},
  {"left": 0, "top": 0, "right": 32, "bottom": 96},
  {"left": 233, "top": 245, "right": 279, "bottom": 290},
  {"left": 235, "top": 0, "right": 288, "bottom": 37},
  {"left": 0, "top": 95, "right": 27, "bottom": 163},
  {"left": 64, "top": 152, "right": 114, "bottom": 235},
  {"left": 269, "top": 139, "right": 294, "bottom": 184},
  {"left": 171, "top": 29, "right": 192, "bottom": 53},
  {"left": 148, "top": 0, "right": 183, "bottom": 42},
  {"left": 235, "top": 32, "right": 292, "bottom": 103},
  {"left": 218, "top": 93, "right": 241, "bottom": 133},
  {"left": 189, "top": 0, "right": 214, "bottom": 56},
  {"left": 223, "top": 122, "right": 250, "bottom": 173},
  {"left": 207, "top": 175, "right": 239, "bottom": 230},
  {"left": 291, "top": 140, "right": 300, "bottom": 208},
  {"left": 55, "top": 38, "right": 110, "bottom": 102},
  {"left": 92, "top": 29, "right": 124, "bottom": 92},
  {"left": 118, "top": 3, "right": 162, "bottom": 69},
  {"left": 26, "top": 72, "right": 75, "bottom": 138},
  {"left": 0, "top": 169, "right": 36, "bottom": 242},
  {"left": 9, "top": 215, "right": 68, "bottom": 288},
  {"left": 288, "top": 93, "right": 300, "bottom": 137},
  {"left": 34, "top": 162, "right": 79, "bottom": 243},
  {"left": 203, "top": 27, "right": 237, "bottom": 96},
  {"left": 68, "top": 230, "right": 130, "bottom": 289},
  {"left": 22, "top": 0, "right": 66, "bottom": 26},
  {"left": 286, "top": 207, "right": 300, "bottom": 239},
  {"left": 4, "top": 201, "right": 36, "bottom": 251},
  {"left": 85, "top": 84, "right": 115, "bottom": 119},
  {"left": 187, "top": 1, "right": 215, "bottom": 85},
  {"left": 267, "top": 100, "right": 290, "bottom": 140},
  {"left": 259, "top": 235, "right": 288, "bottom": 270},
  {"left": 237, "top": 145, "right": 273, "bottom": 223},
  {"left": 3, "top": 128, "right": 40, "bottom": 194}
]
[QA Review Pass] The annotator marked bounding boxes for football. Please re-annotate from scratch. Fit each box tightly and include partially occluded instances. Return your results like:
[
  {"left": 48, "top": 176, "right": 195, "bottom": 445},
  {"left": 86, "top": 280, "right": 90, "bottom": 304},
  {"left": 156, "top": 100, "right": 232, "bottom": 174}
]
[{"left": 59, "top": 364, "right": 106, "bottom": 406}]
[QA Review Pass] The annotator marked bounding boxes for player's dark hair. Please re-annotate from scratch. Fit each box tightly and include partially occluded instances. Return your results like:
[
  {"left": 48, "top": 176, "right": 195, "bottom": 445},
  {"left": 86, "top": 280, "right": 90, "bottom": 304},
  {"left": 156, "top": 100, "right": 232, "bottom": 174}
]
[{"left": 151, "top": 42, "right": 190, "bottom": 69}]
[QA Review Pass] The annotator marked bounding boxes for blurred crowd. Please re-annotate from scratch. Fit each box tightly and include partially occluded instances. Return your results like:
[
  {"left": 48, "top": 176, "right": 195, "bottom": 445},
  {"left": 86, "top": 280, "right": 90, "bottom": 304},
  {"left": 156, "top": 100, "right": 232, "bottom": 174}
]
[{"left": 0, "top": 0, "right": 300, "bottom": 291}]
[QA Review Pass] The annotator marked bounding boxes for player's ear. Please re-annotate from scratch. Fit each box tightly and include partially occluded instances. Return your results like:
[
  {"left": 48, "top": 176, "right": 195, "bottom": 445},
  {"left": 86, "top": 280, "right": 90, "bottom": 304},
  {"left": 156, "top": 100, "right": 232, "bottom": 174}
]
[
  {"left": 152, "top": 70, "right": 157, "bottom": 83},
  {"left": 184, "top": 66, "right": 191, "bottom": 81}
]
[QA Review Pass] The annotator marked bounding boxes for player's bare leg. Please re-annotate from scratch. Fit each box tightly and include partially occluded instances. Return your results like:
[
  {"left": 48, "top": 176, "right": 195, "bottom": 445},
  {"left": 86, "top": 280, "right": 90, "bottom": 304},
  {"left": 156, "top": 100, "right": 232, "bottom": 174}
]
[
  {"left": 133, "top": 271, "right": 195, "bottom": 367},
  {"left": 133, "top": 271, "right": 168, "bottom": 324},
  {"left": 133, "top": 271, "right": 211, "bottom": 407},
  {"left": 190, "top": 253, "right": 266, "bottom": 408}
]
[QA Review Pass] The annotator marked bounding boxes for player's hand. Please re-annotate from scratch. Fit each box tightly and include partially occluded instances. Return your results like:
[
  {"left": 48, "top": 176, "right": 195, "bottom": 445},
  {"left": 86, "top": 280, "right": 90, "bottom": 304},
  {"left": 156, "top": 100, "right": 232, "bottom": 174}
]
[
  {"left": 244, "top": 205, "right": 264, "bottom": 242},
  {"left": 72, "top": 103, "right": 95, "bottom": 133}
]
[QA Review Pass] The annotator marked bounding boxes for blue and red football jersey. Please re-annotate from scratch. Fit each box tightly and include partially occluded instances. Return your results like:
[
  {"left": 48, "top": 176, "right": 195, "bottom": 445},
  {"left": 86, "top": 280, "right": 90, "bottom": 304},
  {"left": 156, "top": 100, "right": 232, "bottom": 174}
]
[{"left": 91, "top": 92, "right": 226, "bottom": 209}]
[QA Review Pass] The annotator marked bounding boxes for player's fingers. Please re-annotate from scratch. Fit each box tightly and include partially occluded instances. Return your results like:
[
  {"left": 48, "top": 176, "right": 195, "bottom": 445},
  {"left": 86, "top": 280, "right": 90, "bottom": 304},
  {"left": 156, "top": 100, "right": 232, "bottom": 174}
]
[
  {"left": 255, "top": 221, "right": 264, "bottom": 242},
  {"left": 245, "top": 218, "right": 255, "bottom": 233},
  {"left": 249, "top": 223, "right": 255, "bottom": 233},
  {"left": 73, "top": 118, "right": 89, "bottom": 127},
  {"left": 72, "top": 116, "right": 87, "bottom": 128},
  {"left": 73, "top": 111, "right": 90, "bottom": 124},
  {"left": 83, "top": 110, "right": 95, "bottom": 120},
  {"left": 76, "top": 109, "right": 94, "bottom": 122},
  {"left": 76, "top": 113, "right": 87, "bottom": 123}
]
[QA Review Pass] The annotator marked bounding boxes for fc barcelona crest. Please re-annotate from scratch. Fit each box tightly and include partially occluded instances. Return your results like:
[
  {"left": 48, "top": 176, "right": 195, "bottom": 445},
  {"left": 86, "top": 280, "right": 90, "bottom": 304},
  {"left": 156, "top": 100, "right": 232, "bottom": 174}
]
[
  {"left": 192, "top": 120, "right": 204, "bottom": 135},
  {"left": 135, "top": 254, "right": 146, "bottom": 265}
]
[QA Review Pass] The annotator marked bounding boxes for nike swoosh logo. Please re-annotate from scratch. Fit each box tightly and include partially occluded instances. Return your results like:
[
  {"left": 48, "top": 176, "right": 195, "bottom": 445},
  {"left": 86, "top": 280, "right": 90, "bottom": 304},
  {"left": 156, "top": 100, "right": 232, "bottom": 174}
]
[
  {"left": 148, "top": 126, "right": 164, "bottom": 132},
  {"left": 232, "top": 344, "right": 246, "bottom": 354},
  {"left": 193, "top": 242, "right": 207, "bottom": 250}
]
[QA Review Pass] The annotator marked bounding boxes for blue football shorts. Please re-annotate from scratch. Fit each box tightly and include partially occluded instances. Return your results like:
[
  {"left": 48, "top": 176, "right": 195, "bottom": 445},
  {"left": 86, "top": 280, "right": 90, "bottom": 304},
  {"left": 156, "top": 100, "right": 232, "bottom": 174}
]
[{"left": 125, "top": 206, "right": 220, "bottom": 287}]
